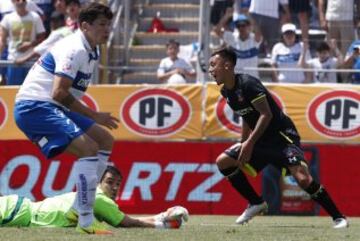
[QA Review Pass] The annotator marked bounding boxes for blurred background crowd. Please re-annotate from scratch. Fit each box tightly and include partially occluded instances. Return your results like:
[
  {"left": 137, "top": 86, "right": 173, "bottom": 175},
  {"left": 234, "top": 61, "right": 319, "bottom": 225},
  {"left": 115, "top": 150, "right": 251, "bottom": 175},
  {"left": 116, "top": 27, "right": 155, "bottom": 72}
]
[{"left": 0, "top": 0, "right": 360, "bottom": 85}]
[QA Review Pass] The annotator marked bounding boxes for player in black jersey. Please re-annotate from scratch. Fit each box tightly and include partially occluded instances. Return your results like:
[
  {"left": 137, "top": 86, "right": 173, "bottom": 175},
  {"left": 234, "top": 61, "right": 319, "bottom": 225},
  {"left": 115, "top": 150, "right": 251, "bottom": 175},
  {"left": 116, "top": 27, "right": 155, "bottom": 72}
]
[{"left": 209, "top": 47, "right": 348, "bottom": 228}]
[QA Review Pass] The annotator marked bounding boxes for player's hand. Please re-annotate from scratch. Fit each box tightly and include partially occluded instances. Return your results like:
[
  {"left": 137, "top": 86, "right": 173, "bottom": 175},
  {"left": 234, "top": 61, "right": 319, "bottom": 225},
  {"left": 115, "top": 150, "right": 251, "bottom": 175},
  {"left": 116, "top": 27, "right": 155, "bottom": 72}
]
[
  {"left": 94, "top": 112, "right": 119, "bottom": 130},
  {"left": 237, "top": 139, "right": 254, "bottom": 167}
]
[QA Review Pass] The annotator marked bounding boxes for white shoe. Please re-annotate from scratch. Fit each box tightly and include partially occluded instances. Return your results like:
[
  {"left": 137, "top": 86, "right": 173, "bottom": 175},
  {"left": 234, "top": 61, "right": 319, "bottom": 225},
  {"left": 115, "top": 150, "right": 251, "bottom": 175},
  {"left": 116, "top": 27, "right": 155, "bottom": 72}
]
[
  {"left": 236, "top": 202, "right": 268, "bottom": 224},
  {"left": 333, "top": 218, "right": 349, "bottom": 229}
]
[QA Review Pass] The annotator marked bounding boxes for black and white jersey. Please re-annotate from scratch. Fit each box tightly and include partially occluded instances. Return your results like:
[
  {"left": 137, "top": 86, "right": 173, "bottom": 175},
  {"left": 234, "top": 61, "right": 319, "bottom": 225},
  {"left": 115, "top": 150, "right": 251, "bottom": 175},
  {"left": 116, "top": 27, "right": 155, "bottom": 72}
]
[{"left": 220, "top": 73, "right": 298, "bottom": 141}]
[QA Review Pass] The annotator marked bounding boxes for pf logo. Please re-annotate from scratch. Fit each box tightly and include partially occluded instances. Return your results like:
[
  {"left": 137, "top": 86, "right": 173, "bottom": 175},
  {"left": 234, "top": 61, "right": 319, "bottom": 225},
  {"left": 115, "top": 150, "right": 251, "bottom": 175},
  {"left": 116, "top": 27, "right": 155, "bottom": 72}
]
[
  {"left": 215, "top": 91, "right": 284, "bottom": 133},
  {"left": 0, "top": 98, "right": 7, "bottom": 129},
  {"left": 121, "top": 89, "right": 191, "bottom": 137},
  {"left": 307, "top": 90, "right": 360, "bottom": 139},
  {"left": 80, "top": 93, "right": 99, "bottom": 112}
]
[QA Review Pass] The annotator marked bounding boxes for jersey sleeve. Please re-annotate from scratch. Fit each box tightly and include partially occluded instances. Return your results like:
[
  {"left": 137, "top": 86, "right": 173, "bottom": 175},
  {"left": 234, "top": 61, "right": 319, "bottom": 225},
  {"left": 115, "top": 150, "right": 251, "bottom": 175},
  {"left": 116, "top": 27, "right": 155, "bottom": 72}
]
[
  {"left": 0, "top": 14, "right": 9, "bottom": 30},
  {"left": 93, "top": 194, "right": 125, "bottom": 227},
  {"left": 242, "top": 75, "right": 267, "bottom": 104},
  {"left": 157, "top": 59, "right": 166, "bottom": 75},
  {"left": 54, "top": 49, "right": 84, "bottom": 81},
  {"left": 34, "top": 31, "right": 62, "bottom": 55}
]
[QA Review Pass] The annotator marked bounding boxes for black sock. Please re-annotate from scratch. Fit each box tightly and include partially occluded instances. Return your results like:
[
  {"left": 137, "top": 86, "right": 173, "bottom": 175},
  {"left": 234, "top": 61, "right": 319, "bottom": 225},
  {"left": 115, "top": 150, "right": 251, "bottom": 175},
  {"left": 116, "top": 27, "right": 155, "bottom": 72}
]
[
  {"left": 220, "top": 167, "right": 263, "bottom": 205},
  {"left": 305, "top": 181, "right": 344, "bottom": 220}
]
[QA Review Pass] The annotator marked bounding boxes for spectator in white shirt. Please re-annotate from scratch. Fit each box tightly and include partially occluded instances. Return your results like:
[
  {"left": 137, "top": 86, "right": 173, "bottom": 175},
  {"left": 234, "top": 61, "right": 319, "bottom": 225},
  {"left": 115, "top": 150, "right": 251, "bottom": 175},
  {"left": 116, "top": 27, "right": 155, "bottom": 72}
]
[
  {"left": 157, "top": 39, "right": 196, "bottom": 84},
  {"left": 300, "top": 40, "right": 343, "bottom": 83},
  {"left": 0, "top": 0, "right": 46, "bottom": 85},
  {"left": 271, "top": 23, "right": 311, "bottom": 83},
  {"left": 214, "top": 8, "right": 262, "bottom": 78}
]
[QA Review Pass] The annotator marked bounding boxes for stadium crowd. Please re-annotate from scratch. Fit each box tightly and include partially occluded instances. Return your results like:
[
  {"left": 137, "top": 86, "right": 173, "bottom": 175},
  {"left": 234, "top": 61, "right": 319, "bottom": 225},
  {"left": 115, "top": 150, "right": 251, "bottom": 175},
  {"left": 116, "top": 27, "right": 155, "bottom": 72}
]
[{"left": 0, "top": 0, "right": 360, "bottom": 85}]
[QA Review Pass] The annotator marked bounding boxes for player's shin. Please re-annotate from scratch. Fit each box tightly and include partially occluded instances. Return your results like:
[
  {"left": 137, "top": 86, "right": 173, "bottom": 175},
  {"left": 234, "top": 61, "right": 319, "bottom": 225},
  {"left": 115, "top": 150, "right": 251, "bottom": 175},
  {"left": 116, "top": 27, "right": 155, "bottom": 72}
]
[
  {"left": 219, "top": 166, "right": 263, "bottom": 204},
  {"left": 97, "top": 150, "right": 111, "bottom": 180},
  {"left": 304, "top": 181, "right": 344, "bottom": 220},
  {"left": 74, "top": 157, "right": 98, "bottom": 227}
]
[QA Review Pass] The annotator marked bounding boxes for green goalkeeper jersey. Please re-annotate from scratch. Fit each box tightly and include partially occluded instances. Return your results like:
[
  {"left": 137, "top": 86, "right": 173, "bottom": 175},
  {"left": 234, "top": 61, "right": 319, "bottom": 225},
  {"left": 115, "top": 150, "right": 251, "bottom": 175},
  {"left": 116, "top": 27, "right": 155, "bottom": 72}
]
[{"left": 0, "top": 188, "right": 125, "bottom": 228}]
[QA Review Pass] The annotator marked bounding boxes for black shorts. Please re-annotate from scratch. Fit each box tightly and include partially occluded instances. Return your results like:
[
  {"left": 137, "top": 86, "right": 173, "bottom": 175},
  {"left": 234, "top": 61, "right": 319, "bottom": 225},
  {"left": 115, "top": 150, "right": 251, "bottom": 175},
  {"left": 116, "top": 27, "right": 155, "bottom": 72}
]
[
  {"left": 224, "top": 131, "right": 306, "bottom": 173},
  {"left": 289, "top": 0, "right": 311, "bottom": 14}
]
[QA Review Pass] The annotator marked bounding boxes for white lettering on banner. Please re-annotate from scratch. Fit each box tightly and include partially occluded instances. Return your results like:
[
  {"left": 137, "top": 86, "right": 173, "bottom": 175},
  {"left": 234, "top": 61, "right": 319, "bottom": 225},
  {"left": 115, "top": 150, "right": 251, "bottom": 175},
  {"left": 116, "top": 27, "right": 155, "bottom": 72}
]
[
  {"left": 0, "top": 155, "right": 40, "bottom": 200},
  {"left": 164, "top": 163, "right": 198, "bottom": 201},
  {"left": 42, "top": 161, "right": 77, "bottom": 197},
  {"left": 188, "top": 164, "right": 223, "bottom": 202},
  {"left": 121, "top": 162, "right": 161, "bottom": 200},
  {"left": 121, "top": 162, "right": 224, "bottom": 202}
]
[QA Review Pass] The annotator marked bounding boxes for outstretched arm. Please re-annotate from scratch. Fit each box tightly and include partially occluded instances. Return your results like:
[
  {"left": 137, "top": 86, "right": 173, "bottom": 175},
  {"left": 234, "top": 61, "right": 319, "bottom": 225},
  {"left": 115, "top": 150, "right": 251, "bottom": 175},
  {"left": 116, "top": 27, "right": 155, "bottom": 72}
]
[{"left": 116, "top": 206, "right": 189, "bottom": 229}]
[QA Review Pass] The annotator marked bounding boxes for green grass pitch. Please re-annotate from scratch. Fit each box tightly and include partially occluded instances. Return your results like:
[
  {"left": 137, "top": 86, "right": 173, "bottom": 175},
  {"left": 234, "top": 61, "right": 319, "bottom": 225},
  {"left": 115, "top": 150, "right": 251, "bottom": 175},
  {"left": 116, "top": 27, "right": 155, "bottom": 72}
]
[{"left": 0, "top": 216, "right": 359, "bottom": 241}]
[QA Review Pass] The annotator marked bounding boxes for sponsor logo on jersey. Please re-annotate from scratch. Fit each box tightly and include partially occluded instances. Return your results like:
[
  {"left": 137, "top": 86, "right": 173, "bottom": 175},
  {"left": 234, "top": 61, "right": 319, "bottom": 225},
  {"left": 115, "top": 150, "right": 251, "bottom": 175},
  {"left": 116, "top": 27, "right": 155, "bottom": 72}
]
[
  {"left": 120, "top": 88, "right": 191, "bottom": 137},
  {"left": 0, "top": 98, "right": 8, "bottom": 130},
  {"left": 307, "top": 90, "right": 360, "bottom": 139},
  {"left": 80, "top": 93, "right": 99, "bottom": 111}
]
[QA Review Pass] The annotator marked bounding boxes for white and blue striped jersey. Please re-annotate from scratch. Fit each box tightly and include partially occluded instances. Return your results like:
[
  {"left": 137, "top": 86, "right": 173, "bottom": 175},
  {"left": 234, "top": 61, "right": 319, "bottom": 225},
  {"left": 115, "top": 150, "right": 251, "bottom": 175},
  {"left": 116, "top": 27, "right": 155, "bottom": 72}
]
[
  {"left": 16, "top": 30, "right": 99, "bottom": 105},
  {"left": 223, "top": 31, "right": 261, "bottom": 78},
  {"left": 271, "top": 41, "right": 310, "bottom": 83}
]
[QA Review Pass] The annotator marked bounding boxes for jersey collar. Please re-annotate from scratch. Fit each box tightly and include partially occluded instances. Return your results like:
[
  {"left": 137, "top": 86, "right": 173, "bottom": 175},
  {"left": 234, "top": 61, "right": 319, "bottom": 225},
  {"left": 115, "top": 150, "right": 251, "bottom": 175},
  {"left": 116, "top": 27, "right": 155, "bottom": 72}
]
[{"left": 78, "top": 30, "right": 99, "bottom": 62}]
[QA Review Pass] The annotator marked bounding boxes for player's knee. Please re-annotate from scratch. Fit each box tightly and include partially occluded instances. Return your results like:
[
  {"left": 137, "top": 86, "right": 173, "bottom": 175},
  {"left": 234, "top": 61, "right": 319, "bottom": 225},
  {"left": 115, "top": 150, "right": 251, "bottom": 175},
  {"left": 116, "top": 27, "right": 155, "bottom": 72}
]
[
  {"left": 216, "top": 154, "right": 235, "bottom": 170},
  {"left": 97, "top": 129, "right": 114, "bottom": 150},
  {"left": 79, "top": 139, "right": 99, "bottom": 157},
  {"left": 294, "top": 174, "right": 313, "bottom": 189}
]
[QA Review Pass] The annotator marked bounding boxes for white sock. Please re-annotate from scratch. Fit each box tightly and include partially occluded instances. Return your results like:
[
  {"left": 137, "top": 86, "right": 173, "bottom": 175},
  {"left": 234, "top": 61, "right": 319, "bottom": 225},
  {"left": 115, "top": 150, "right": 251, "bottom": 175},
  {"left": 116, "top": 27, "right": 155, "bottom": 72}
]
[
  {"left": 74, "top": 156, "right": 98, "bottom": 228},
  {"left": 97, "top": 150, "right": 111, "bottom": 181}
]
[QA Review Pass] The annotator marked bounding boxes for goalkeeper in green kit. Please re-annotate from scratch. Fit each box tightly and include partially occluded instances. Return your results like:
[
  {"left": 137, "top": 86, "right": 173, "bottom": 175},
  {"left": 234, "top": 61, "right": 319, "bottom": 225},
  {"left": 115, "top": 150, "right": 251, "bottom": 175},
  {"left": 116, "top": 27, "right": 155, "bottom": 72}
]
[{"left": 0, "top": 166, "right": 189, "bottom": 232}]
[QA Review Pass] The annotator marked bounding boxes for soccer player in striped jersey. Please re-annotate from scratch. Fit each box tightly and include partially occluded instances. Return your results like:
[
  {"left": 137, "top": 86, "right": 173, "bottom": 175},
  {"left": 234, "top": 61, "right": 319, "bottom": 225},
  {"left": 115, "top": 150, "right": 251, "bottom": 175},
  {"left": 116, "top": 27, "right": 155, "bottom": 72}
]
[{"left": 13, "top": 3, "right": 118, "bottom": 234}]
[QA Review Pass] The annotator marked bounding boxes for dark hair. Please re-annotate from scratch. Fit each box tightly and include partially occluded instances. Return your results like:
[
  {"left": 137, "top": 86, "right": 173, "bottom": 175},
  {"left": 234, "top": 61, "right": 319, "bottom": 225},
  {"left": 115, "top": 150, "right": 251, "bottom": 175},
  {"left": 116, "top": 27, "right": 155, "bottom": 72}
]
[
  {"left": 166, "top": 39, "right": 180, "bottom": 48},
  {"left": 65, "top": 0, "right": 80, "bottom": 6},
  {"left": 316, "top": 41, "right": 331, "bottom": 52},
  {"left": 100, "top": 165, "right": 122, "bottom": 182},
  {"left": 78, "top": 2, "right": 113, "bottom": 25},
  {"left": 211, "top": 47, "right": 237, "bottom": 65}
]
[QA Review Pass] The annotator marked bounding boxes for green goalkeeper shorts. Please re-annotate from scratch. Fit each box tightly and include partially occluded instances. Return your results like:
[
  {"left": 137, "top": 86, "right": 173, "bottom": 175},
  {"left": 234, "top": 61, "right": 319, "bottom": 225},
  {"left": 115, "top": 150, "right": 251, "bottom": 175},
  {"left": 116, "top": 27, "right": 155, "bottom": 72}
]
[{"left": 0, "top": 195, "right": 32, "bottom": 227}]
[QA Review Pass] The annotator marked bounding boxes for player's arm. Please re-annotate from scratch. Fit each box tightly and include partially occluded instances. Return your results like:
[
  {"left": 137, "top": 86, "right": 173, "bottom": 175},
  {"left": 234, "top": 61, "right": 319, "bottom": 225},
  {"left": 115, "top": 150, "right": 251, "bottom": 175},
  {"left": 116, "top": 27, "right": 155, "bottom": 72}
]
[
  {"left": 14, "top": 50, "right": 40, "bottom": 65},
  {"left": 52, "top": 76, "right": 118, "bottom": 129},
  {"left": 116, "top": 215, "right": 156, "bottom": 228},
  {"left": 240, "top": 120, "right": 251, "bottom": 143},
  {"left": 238, "top": 95, "right": 272, "bottom": 165},
  {"left": 213, "top": 7, "right": 233, "bottom": 37},
  {"left": 157, "top": 68, "right": 179, "bottom": 83},
  {"left": 117, "top": 206, "right": 188, "bottom": 229}
]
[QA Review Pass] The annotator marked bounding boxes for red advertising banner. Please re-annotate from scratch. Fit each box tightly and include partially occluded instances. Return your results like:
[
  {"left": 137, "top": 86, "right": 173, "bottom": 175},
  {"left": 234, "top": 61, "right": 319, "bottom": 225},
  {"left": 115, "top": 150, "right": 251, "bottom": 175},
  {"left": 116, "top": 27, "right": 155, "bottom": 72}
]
[{"left": 0, "top": 141, "right": 359, "bottom": 216}]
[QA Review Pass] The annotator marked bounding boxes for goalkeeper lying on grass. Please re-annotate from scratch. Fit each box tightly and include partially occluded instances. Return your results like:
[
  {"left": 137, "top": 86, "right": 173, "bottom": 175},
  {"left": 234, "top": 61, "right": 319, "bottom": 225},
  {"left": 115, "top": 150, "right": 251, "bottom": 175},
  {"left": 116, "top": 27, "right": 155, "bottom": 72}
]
[{"left": 0, "top": 165, "right": 189, "bottom": 232}]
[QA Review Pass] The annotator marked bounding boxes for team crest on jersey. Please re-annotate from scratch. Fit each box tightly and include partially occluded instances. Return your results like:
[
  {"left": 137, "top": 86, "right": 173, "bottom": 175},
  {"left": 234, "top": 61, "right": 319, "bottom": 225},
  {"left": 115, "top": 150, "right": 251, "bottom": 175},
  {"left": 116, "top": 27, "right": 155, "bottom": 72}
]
[{"left": 62, "top": 63, "right": 72, "bottom": 71}]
